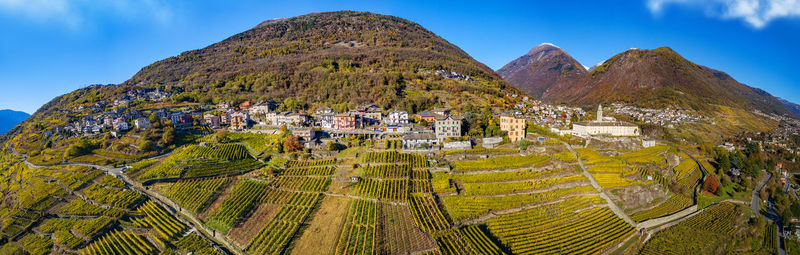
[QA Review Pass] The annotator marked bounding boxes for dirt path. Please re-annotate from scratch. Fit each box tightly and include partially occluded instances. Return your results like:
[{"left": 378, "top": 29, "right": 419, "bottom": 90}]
[{"left": 635, "top": 205, "right": 698, "bottom": 229}]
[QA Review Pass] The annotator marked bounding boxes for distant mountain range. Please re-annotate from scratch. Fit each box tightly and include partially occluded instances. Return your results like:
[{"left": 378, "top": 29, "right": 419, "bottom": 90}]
[
  {"left": 0, "top": 109, "right": 29, "bottom": 135},
  {"left": 499, "top": 44, "right": 798, "bottom": 118}
]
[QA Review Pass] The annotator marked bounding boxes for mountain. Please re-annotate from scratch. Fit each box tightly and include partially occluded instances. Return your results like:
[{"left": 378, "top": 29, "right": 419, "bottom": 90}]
[
  {"left": 122, "top": 11, "right": 515, "bottom": 109},
  {"left": 780, "top": 98, "right": 800, "bottom": 117},
  {"left": 497, "top": 43, "right": 586, "bottom": 98},
  {"left": 502, "top": 46, "right": 796, "bottom": 118},
  {"left": 0, "top": 109, "right": 29, "bottom": 135}
]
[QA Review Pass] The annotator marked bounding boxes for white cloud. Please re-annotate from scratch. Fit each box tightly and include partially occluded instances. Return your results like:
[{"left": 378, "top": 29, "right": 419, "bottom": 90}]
[
  {"left": 647, "top": 0, "right": 800, "bottom": 29},
  {"left": 0, "top": 0, "right": 172, "bottom": 29}
]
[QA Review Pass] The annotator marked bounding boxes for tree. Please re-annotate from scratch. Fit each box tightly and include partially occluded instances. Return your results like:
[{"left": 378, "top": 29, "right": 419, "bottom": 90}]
[
  {"left": 162, "top": 127, "right": 175, "bottom": 145},
  {"left": 138, "top": 140, "right": 155, "bottom": 152},
  {"left": 480, "top": 105, "right": 492, "bottom": 124},
  {"left": 212, "top": 129, "right": 228, "bottom": 143},
  {"left": 518, "top": 140, "right": 532, "bottom": 150},
  {"left": 64, "top": 139, "right": 96, "bottom": 158},
  {"left": 283, "top": 136, "right": 303, "bottom": 152},
  {"left": 149, "top": 113, "right": 162, "bottom": 128},
  {"left": 283, "top": 97, "right": 306, "bottom": 111},
  {"left": 703, "top": 176, "right": 720, "bottom": 195},
  {"left": 327, "top": 141, "right": 346, "bottom": 151},
  {"left": 719, "top": 154, "right": 731, "bottom": 176}
]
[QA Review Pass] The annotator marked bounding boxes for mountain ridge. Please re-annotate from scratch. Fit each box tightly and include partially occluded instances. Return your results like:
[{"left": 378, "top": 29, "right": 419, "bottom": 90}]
[
  {"left": 0, "top": 109, "right": 30, "bottom": 135},
  {"left": 501, "top": 45, "right": 797, "bottom": 119},
  {"left": 496, "top": 43, "right": 586, "bottom": 98}
]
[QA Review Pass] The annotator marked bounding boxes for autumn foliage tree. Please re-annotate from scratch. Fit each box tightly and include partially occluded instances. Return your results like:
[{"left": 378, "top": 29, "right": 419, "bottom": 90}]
[
  {"left": 283, "top": 136, "right": 303, "bottom": 152},
  {"left": 703, "top": 176, "right": 720, "bottom": 195}
]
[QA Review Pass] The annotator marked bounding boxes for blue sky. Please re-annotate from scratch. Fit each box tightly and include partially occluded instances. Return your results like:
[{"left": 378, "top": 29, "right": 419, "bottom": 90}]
[{"left": 0, "top": 0, "right": 798, "bottom": 114}]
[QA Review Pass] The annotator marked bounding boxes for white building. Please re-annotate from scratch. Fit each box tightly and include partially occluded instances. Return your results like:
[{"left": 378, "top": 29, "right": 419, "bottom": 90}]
[
  {"left": 386, "top": 111, "right": 409, "bottom": 125},
  {"left": 315, "top": 113, "right": 335, "bottom": 129},
  {"left": 134, "top": 118, "right": 150, "bottom": 129},
  {"left": 572, "top": 105, "right": 639, "bottom": 137},
  {"left": 402, "top": 132, "right": 438, "bottom": 149}
]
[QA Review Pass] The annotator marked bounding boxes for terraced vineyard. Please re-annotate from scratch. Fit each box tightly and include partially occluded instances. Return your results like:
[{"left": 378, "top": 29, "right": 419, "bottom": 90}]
[
  {"left": 637, "top": 168, "right": 668, "bottom": 187},
  {"left": 362, "top": 164, "right": 412, "bottom": 178},
  {"left": 282, "top": 166, "right": 336, "bottom": 176},
  {"left": 138, "top": 144, "right": 262, "bottom": 181},
  {"left": 206, "top": 179, "right": 271, "bottom": 232},
  {"left": 182, "top": 158, "right": 264, "bottom": 178},
  {"left": 554, "top": 152, "right": 577, "bottom": 162},
  {"left": 442, "top": 185, "right": 597, "bottom": 221},
  {"left": 188, "top": 144, "right": 251, "bottom": 160},
  {"left": 272, "top": 176, "right": 331, "bottom": 192},
  {"left": 355, "top": 178, "right": 409, "bottom": 200},
  {"left": 630, "top": 194, "right": 693, "bottom": 222},
  {"left": 585, "top": 161, "right": 634, "bottom": 174},
  {"left": 592, "top": 173, "right": 651, "bottom": 189},
  {"left": 461, "top": 175, "right": 588, "bottom": 196},
  {"left": 409, "top": 194, "right": 451, "bottom": 233},
  {"left": 362, "top": 151, "right": 426, "bottom": 168},
  {"left": 764, "top": 222, "right": 777, "bottom": 252},
  {"left": 489, "top": 206, "right": 633, "bottom": 254},
  {"left": 83, "top": 183, "right": 145, "bottom": 209},
  {"left": 166, "top": 177, "right": 230, "bottom": 212},
  {"left": 59, "top": 199, "right": 125, "bottom": 217},
  {"left": 56, "top": 168, "right": 104, "bottom": 190},
  {"left": 287, "top": 158, "right": 337, "bottom": 167},
  {"left": 617, "top": 145, "right": 669, "bottom": 167},
  {"left": 450, "top": 168, "right": 577, "bottom": 183},
  {"left": 459, "top": 225, "right": 505, "bottom": 255},
  {"left": 451, "top": 154, "right": 550, "bottom": 172},
  {"left": 246, "top": 192, "right": 322, "bottom": 255},
  {"left": 380, "top": 203, "right": 438, "bottom": 254},
  {"left": 136, "top": 201, "right": 188, "bottom": 242},
  {"left": 640, "top": 202, "right": 742, "bottom": 254},
  {"left": 434, "top": 229, "right": 479, "bottom": 255},
  {"left": 335, "top": 199, "right": 378, "bottom": 255},
  {"left": 673, "top": 159, "right": 698, "bottom": 179},
  {"left": 80, "top": 230, "right": 156, "bottom": 255},
  {"left": 486, "top": 196, "right": 606, "bottom": 234},
  {"left": 677, "top": 168, "right": 702, "bottom": 189}
]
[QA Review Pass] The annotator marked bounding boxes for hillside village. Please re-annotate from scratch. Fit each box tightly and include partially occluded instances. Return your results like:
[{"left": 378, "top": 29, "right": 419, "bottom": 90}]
[{"left": 53, "top": 87, "right": 662, "bottom": 152}]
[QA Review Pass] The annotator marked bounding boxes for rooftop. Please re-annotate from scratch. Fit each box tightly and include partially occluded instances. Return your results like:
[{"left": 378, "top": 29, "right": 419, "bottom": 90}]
[{"left": 574, "top": 121, "right": 637, "bottom": 127}]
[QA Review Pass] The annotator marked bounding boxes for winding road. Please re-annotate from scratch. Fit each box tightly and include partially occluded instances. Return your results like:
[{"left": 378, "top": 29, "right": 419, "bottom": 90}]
[{"left": 752, "top": 172, "right": 772, "bottom": 214}]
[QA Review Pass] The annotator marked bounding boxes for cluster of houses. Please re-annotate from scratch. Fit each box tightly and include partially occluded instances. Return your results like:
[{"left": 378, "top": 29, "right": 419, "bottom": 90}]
[
  {"left": 57, "top": 88, "right": 648, "bottom": 151},
  {"left": 59, "top": 106, "right": 206, "bottom": 137},
  {"left": 610, "top": 103, "right": 703, "bottom": 128},
  {"left": 198, "top": 102, "right": 533, "bottom": 150},
  {"left": 58, "top": 88, "right": 641, "bottom": 151},
  {"left": 512, "top": 96, "right": 586, "bottom": 130}
]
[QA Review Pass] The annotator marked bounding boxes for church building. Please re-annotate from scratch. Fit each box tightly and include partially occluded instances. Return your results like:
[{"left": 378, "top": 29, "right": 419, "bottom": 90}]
[{"left": 572, "top": 105, "right": 639, "bottom": 137}]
